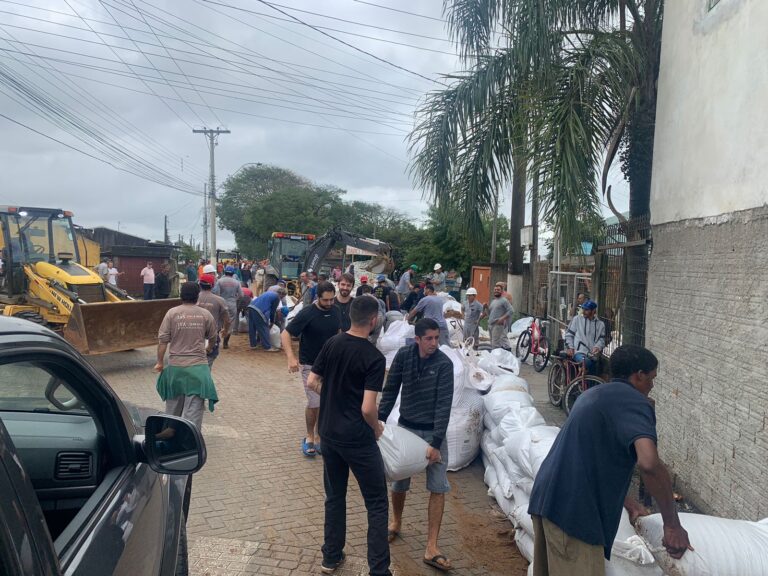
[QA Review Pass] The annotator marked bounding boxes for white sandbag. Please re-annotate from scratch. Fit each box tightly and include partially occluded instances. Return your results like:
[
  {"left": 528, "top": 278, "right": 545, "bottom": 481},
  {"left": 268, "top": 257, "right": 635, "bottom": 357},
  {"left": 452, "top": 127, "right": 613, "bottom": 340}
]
[
  {"left": 285, "top": 301, "right": 303, "bottom": 326},
  {"left": 377, "top": 320, "right": 414, "bottom": 354},
  {"left": 383, "top": 350, "right": 398, "bottom": 370},
  {"left": 269, "top": 325, "right": 282, "bottom": 349},
  {"left": 446, "top": 386, "right": 485, "bottom": 471},
  {"left": 512, "top": 503, "right": 534, "bottom": 536},
  {"left": 484, "top": 391, "right": 534, "bottom": 425},
  {"left": 377, "top": 424, "right": 429, "bottom": 482},
  {"left": 505, "top": 426, "right": 560, "bottom": 479},
  {"left": 489, "top": 374, "right": 530, "bottom": 394},
  {"left": 489, "top": 447, "right": 516, "bottom": 499},
  {"left": 492, "top": 482, "right": 516, "bottom": 518},
  {"left": 636, "top": 513, "right": 768, "bottom": 576},
  {"left": 439, "top": 345, "right": 468, "bottom": 397},
  {"left": 442, "top": 299, "right": 462, "bottom": 314},
  {"left": 384, "top": 310, "right": 403, "bottom": 331},
  {"left": 238, "top": 317, "right": 248, "bottom": 332},
  {"left": 508, "top": 317, "right": 531, "bottom": 340},
  {"left": 488, "top": 348, "right": 521, "bottom": 374},
  {"left": 483, "top": 460, "right": 499, "bottom": 492},
  {"left": 493, "top": 445, "right": 530, "bottom": 489},
  {"left": 385, "top": 394, "right": 401, "bottom": 427},
  {"left": 465, "top": 364, "right": 494, "bottom": 393},
  {"left": 516, "top": 528, "right": 535, "bottom": 562},
  {"left": 497, "top": 407, "right": 547, "bottom": 441}
]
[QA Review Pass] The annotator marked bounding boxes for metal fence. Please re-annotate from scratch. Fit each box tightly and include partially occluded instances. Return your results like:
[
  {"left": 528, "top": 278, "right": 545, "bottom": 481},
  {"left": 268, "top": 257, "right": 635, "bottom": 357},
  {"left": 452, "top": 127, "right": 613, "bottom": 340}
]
[{"left": 547, "top": 271, "right": 592, "bottom": 348}]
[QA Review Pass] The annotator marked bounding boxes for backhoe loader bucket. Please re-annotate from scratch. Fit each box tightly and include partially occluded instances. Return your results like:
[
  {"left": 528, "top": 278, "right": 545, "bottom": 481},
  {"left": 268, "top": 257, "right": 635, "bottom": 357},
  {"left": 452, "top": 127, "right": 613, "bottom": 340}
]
[{"left": 63, "top": 299, "right": 180, "bottom": 355}]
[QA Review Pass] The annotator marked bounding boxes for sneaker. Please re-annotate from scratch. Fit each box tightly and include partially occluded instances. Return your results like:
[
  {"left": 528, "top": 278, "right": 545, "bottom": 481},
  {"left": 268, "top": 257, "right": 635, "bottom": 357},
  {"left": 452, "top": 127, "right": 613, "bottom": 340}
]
[
  {"left": 321, "top": 552, "right": 345, "bottom": 574},
  {"left": 264, "top": 347, "right": 280, "bottom": 353}
]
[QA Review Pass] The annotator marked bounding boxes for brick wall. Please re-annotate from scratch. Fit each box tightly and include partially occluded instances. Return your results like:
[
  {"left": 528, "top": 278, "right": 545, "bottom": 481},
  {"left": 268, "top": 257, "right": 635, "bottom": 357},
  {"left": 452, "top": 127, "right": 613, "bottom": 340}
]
[{"left": 645, "top": 205, "right": 768, "bottom": 519}]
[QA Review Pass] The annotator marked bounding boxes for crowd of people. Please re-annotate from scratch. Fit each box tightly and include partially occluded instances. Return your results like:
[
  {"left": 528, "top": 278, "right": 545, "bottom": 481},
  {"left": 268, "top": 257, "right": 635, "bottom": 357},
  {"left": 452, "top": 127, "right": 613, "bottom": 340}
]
[{"left": 149, "top": 258, "right": 690, "bottom": 576}]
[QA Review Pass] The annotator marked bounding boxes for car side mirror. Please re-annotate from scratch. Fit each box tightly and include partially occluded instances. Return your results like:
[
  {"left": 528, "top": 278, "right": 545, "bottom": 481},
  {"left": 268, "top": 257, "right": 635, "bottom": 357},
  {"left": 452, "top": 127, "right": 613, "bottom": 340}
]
[{"left": 143, "top": 414, "right": 206, "bottom": 475}]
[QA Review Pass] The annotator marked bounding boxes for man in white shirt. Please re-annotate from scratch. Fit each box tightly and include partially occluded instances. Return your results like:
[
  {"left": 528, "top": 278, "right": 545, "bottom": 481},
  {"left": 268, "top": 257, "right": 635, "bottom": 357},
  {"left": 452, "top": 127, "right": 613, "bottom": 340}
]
[
  {"left": 140, "top": 261, "right": 155, "bottom": 300},
  {"left": 106, "top": 260, "right": 123, "bottom": 286}
]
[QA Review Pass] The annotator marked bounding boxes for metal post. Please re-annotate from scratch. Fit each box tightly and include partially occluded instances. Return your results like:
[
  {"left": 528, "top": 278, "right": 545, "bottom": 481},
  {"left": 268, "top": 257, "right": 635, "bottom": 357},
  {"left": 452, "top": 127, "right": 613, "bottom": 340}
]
[{"left": 193, "top": 127, "right": 230, "bottom": 265}]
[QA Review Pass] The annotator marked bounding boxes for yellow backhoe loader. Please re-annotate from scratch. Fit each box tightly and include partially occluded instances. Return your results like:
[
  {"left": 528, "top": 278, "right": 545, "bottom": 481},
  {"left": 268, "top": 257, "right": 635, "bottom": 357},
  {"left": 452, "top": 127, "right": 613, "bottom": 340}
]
[{"left": 0, "top": 206, "right": 178, "bottom": 354}]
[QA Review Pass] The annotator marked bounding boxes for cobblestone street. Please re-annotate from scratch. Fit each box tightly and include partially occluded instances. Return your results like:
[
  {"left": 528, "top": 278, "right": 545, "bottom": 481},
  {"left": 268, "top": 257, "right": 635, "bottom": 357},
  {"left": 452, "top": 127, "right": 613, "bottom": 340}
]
[{"left": 88, "top": 335, "right": 531, "bottom": 576}]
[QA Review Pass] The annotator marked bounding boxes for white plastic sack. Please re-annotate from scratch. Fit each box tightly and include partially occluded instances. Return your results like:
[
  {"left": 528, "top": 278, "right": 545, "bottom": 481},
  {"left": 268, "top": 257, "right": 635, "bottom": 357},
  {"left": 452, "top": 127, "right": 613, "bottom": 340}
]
[
  {"left": 464, "top": 364, "right": 494, "bottom": 393},
  {"left": 504, "top": 426, "right": 560, "bottom": 479},
  {"left": 512, "top": 503, "right": 534, "bottom": 536},
  {"left": 508, "top": 317, "right": 531, "bottom": 340},
  {"left": 439, "top": 345, "right": 468, "bottom": 397},
  {"left": 489, "top": 374, "right": 530, "bottom": 394},
  {"left": 497, "top": 407, "right": 547, "bottom": 441},
  {"left": 516, "top": 528, "right": 535, "bottom": 562},
  {"left": 636, "top": 513, "right": 768, "bottom": 576},
  {"left": 269, "top": 325, "right": 282, "bottom": 349},
  {"left": 377, "top": 320, "right": 414, "bottom": 354},
  {"left": 478, "top": 348, "right": 520, "bottom": 376},
  {"left": 238, "top": 317, "right": 248, "bottom": 332},
  {"left": 285, "top": 301, "right": 303, "bottom": 326},
  {"left": 377, "top": 424, "right": 429, "bottom": 482},
  {"left": 384, "top": 310, "right": 403, "bottom": 331},
  {"left": 484, "top": 391, "right": 534, "bottom": 425},
  {"left": 446, "top": 386, "right": 484, "bottom": 471}
]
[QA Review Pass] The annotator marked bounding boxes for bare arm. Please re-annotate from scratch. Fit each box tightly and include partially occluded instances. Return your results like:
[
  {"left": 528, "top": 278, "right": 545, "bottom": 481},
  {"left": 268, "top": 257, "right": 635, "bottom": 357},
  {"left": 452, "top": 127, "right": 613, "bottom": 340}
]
[
  {"left": 635, "top": 438, "right": 693, "bottom": 558},
  {"left": 154, "top": 342, "right": 168, "bottom": 372},
  {"left": 307, "top": 370, "right": 322, "bottom": 393},
  {"left": 281, "top": 330, "right": 299, "bottom": 372},
  {"left": 361, "top": 390, "right": 383, "bottom": 439}
]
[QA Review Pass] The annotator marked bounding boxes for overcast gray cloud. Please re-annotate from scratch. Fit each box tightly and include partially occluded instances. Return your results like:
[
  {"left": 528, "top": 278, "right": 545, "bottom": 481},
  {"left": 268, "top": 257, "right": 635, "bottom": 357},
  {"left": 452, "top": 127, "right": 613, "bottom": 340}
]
[{"left": 0, "top": 0, "right": 627, "bottom": 250}]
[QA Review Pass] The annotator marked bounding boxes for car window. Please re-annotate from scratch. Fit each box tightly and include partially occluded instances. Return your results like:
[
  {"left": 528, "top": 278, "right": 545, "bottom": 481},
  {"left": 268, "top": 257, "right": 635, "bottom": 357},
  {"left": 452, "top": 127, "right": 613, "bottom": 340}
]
[{"left": 0, "top": 361, "right": 91, "bottom": 416}]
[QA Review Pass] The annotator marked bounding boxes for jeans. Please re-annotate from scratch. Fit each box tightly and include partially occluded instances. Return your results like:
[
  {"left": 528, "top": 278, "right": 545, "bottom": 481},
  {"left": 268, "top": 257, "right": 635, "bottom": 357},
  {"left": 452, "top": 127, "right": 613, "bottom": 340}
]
[
  {"left": 573, "top": 352, "right": 597, "bottom": 375},
  {"left": 143, "top": 283, "right": 155, "bottom": 300},
  {"left": 247, "top": 308, "right": 272, "bottom": 349},
  {"left": 322, "top": 441, "right": 391, "bottom": 576}
]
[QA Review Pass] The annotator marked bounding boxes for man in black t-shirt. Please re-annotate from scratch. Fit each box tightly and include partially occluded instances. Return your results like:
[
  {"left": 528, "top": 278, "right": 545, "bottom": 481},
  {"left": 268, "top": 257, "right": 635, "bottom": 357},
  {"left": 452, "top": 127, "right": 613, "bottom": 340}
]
[
  {"left": 281, "top": 281, "right": 341, "bottom": 458},
  {"left": 372, "top": 274, "right": 391, "bottom": 312},
  {"left": 334, "top": 272, "right": 355, "bottom": 331},
  {"left": 307, "top": 296, "right": 391, "bottom": 576}
]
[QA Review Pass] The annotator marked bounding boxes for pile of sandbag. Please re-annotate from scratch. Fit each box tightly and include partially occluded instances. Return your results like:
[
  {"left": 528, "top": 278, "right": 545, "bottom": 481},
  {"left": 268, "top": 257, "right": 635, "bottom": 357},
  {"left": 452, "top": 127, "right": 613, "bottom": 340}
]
[
  {"left": 477, "top": 348, "right": 521, "bottom": 376},
  {"left": 376, "top": 320, "right": 414, "bottom": 369},
  {"left": 480, "top": 378, "right": 662, "bottom": 576}
]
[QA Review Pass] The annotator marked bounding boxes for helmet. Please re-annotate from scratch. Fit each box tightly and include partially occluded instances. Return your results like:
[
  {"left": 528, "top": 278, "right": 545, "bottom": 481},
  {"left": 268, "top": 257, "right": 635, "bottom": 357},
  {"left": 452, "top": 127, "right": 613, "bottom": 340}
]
[
  {"left": 224, "top": 265, "right": 236, "bottom": 274},
  {"left": 199, "top": 273, "right": 216, "bottom": 286},
  {"left": 377, "top": 274, "right": 386, "bottom": 281},
  {"left": 203, "top": 264, "right": 216, "bottom": 274},
  {"left": 433, "top": 263, "right": 442, "bottom": 271},
  {"left": 410, "top": 264, "right": 419, "bottom": 271},
  {"left": 466, "top": 287, "right": 478, "bottom": 296},
  {"left": 360, "top": 275, "right": 368, "bottom": 282}
]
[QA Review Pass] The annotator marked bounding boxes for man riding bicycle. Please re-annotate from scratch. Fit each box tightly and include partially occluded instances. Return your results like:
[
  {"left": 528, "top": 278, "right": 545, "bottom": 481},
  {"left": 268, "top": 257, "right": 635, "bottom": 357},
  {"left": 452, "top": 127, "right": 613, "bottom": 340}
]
[{"left": 565, "top": 300, "right": 606, "bottom": 375}]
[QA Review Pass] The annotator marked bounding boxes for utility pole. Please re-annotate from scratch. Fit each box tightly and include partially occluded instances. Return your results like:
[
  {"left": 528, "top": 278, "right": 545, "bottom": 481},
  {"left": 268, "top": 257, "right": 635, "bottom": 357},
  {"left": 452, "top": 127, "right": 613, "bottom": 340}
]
[
  {"left": 202, "top": 183, "right": 208, "bottom": 258},
  {"left": 163, "top": 215, "right": 169, "bottom": 244},
  {"left": 490, "top": 192, "right": 499, "bottom": 264},
  {"left": 193, "top": 127, "right": 230, "bottom": 265}
]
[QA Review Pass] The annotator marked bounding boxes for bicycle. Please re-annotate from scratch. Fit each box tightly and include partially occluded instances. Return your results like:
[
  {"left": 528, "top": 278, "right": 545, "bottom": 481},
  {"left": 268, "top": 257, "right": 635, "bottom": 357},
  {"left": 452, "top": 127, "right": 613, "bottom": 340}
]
[
  {"left": 547, "top": 351, "right": 605, "bottom": 415},
  {"left": 515, "top": 316, "right": 551, "bottom": 372}
]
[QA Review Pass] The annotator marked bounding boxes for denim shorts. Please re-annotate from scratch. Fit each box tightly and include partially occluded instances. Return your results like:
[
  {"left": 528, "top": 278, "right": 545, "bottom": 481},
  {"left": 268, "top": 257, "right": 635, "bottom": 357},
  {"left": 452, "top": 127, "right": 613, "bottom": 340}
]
[{"left": 391, "top": 426, "right": 451, "bottom": 494}]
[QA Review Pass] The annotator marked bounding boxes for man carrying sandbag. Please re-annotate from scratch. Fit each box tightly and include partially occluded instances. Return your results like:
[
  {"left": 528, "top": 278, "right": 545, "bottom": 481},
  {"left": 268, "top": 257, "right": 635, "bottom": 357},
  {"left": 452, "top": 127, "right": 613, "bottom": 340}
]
[
  {"left": 378, "top": 318, "right": 454, "bottom": 572},
  {"left": 528, "top": 344, "right": 692, "bottom": 576},
  {"left": 306, "top": 295, "right": 390, "bottom": 576}
]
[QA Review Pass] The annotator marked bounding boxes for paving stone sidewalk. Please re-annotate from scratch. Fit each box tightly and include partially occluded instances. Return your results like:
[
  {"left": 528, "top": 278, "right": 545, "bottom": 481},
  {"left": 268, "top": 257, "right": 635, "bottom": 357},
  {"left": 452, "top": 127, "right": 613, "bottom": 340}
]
[{"left": 88, "top": 336, "right": 529, "bottom": 576}]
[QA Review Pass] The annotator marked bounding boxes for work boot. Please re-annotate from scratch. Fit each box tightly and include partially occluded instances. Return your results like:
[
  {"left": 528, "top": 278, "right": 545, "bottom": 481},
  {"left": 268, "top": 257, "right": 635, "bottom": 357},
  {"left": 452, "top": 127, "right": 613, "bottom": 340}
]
[{"left": 223, "top": 334, "right": 230, "bottom": 349}]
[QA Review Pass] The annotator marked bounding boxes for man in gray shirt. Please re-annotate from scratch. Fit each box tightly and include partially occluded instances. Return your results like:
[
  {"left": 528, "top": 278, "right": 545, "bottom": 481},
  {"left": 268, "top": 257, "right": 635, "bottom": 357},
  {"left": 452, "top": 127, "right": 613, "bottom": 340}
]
[
  {"left": 213, "top": 265, "right": 243, "bottom": 347},
  {"left": 407, "top": 284, "right": 449, "bottom": 346},
  {"left": 396, "top": 264, "right": 417, "bottom": 302},
  {"left": 462, "top": 287, "right": 485, "bottom": 348},
  {"left": 430, "top": 263, "right": 446, "bottom": 292},
  {"left": 488, "top": 284, "right": 514, "bottom": 349}
]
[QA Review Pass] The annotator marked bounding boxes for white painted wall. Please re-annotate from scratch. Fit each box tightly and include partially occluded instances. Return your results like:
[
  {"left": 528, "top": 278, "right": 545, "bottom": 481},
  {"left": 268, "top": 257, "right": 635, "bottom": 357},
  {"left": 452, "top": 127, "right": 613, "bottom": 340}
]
[{"left": 651, "top": 0, "right": 768, "bottom": 225}]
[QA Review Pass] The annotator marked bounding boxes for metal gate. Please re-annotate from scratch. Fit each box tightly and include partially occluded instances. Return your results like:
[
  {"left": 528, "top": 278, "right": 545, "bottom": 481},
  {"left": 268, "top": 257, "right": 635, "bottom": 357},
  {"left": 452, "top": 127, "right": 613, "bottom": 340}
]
[{"left": 547, "top": 271, "right": 592, "bottom": 348}]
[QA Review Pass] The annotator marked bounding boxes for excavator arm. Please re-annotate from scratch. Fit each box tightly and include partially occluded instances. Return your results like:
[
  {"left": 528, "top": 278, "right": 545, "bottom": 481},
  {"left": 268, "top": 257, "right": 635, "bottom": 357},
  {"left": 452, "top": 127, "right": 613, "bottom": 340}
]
[{"left": 304, "top": 228, "right": 391, "bottom": 273}]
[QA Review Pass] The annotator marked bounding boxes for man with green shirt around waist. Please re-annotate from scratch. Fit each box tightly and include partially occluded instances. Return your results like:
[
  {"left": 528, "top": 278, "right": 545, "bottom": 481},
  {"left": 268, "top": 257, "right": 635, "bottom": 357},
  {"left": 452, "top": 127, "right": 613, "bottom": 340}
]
[{"left": 154, "top": 281, "right": 219, "bottom": 432}]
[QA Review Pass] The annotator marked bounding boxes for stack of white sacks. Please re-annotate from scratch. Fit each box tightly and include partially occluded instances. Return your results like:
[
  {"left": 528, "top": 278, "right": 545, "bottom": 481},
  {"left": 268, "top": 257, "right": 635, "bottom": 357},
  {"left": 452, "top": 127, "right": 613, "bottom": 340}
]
[{"left": 480, "top": 373, "right": 664, "bottom": 576}]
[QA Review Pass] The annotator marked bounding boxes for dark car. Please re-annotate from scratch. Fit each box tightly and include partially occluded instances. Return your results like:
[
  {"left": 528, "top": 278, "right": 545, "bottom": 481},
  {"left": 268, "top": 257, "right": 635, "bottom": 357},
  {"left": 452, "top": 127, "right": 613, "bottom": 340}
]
[{"left": 0, "top": 316, "right": 205, "bottom": 575}]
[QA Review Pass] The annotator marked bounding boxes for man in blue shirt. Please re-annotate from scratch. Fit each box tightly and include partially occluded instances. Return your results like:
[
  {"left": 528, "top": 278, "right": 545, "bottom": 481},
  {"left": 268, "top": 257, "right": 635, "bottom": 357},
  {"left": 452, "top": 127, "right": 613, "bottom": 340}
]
[
  {"left": 247, "top": 287, "right": 285, "bottom": 352},
  {"left": 528, "top": 345, "right": 692, "bottom": 576}
]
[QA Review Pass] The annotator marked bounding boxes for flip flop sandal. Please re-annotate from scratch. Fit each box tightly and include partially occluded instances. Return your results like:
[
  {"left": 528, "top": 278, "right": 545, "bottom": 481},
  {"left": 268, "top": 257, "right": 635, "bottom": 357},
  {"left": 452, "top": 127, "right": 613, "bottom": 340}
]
[
  {"left": 301, "top": 438, "right": 316, "bottom": 457},
  {"left": 423, "top": 555, "right": 452, "bottom": 572},
  {"left": 387, "top": 529, "right": 400, "bottom": 543}
]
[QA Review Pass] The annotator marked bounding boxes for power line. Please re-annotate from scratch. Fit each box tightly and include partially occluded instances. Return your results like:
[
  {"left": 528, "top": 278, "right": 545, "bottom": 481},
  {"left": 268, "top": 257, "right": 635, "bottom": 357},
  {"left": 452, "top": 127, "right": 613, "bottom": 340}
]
[
  {"left": 352, "top": 0, "right": 448, "bottom": 23},
  {"left": 209, "top": 0, "right": 447, "bottom": 85}
]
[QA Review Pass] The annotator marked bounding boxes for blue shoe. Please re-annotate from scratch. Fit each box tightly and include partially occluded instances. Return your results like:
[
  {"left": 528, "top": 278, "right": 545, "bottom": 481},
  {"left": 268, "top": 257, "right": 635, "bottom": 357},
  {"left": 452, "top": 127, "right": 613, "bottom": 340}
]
[
  {"left": 301, "top": 437, "right": 316, "bottom": 457},
  {"left": 315, "top": 442, "right": 322, "bottom": 456}
]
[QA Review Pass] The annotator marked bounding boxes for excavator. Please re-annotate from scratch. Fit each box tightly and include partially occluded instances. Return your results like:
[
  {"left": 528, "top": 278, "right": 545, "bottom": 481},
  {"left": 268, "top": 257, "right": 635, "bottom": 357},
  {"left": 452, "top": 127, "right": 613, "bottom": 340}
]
[
  {"left": 304, "top": 227, "right": 394, "bottom": 276},
  {"left": 0, "top": 206, "right": 178, "bottom": 355}
]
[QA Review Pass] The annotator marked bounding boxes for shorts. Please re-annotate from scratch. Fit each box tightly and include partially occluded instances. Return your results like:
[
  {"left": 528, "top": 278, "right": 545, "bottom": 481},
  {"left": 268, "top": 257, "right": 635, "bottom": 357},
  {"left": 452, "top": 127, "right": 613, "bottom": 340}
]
[
  {"left": 301, "top": 364, "right": 320, "bottom": 409},
  {"left": 391, "top": 427, "right": 450, "bottom": 494}
]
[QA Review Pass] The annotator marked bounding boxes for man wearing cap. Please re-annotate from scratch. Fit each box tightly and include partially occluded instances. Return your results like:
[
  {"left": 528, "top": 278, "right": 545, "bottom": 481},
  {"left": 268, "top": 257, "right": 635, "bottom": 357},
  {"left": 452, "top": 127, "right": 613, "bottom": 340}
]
[
  {"left": 140, "top": 261, "right": 155, "bottom": 300},
  {"left": 462, "top": 288, "right": 486, "bottom": 347},
  {"left": 300, "top": 271, "right": 316, "bottom": 307},
  {"left": 373, "top": 274, "right": 392, "bottom": 312},
  {"left": 396, "top": 264, "right": 418, "bottom": 303},
  {"left": 213, "top": 266, "right": 243, "bottom": 348},
  {"left": 356, "top": 275, "right": 370, "bottom": 297},
  {"left": 565, "top": 300, "right": 606, "bottom": 375},
  {"left": 430, "top": 264, "right": 446, "bottom": 293},
  {"left": 197, "top": 274, "right": 230, "bottom": 366}
]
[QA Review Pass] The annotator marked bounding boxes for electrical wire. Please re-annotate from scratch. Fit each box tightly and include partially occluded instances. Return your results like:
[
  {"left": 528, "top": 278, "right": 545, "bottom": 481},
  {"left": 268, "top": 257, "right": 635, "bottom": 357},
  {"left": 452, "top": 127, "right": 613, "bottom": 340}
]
[{"left": 352, "top": 0, "right": 448, "bottom": 23}]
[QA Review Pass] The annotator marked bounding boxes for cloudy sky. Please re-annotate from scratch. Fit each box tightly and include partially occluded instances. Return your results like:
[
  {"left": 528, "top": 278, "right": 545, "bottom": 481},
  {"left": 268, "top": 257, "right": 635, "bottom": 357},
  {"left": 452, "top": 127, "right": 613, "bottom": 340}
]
[{"left": 0, "top": 0, "right": 628, "bottom": 250}]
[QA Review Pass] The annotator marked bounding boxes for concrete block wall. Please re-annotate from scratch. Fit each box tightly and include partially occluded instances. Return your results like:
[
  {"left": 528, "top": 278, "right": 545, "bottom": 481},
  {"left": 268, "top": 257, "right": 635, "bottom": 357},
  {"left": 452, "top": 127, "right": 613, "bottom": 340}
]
[{"left": 645, "top": 205, "right": 768, "bottom": 519}]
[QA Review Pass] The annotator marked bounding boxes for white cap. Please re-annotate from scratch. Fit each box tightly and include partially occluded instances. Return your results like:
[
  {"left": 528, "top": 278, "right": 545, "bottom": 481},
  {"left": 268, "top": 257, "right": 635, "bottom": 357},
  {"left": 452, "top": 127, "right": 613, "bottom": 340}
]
[
  {"left": 433, "top": 263, "right": 442, "bottom": 271},
  {"left": 466, "top": 287, "right": 478, "bottom": 295},
  {"left": 203, "top": 264, "right": 216, "bottom": 274}
]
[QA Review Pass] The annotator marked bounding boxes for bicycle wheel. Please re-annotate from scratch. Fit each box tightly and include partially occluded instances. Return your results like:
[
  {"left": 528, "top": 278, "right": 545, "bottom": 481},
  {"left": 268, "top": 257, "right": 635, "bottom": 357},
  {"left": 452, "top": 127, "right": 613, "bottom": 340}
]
[
  {"left": 563, "top": 376, "right": 604, "bottom": 416},
  {"left": 547, "top": 362, "right": 565, "bottom": 406},
  {"left": 516, "top": 330, "right": 531, "bottom": 362},
  {"left": 533, "top": 336, "right": 551, "bottom": 372}
]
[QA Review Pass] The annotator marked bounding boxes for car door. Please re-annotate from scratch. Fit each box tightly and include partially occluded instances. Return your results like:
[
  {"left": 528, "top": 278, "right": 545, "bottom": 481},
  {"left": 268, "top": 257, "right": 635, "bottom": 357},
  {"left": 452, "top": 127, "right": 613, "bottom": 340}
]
[{"left": 0, "top": 347, "right": 178, "bottom": 576}]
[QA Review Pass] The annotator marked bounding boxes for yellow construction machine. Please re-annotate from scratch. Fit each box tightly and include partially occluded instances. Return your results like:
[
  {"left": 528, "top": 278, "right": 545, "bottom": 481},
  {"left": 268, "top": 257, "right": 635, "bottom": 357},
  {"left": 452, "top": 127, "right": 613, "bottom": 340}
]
[{"left": 0, "top": 206, "right": 178, "bottom": 354}]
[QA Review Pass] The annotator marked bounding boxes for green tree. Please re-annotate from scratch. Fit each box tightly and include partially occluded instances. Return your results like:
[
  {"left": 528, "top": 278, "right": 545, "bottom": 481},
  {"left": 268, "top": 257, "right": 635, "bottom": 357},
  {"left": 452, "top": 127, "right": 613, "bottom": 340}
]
[{"left": 177, "top": 241, "right": 201, "bottom": 263}]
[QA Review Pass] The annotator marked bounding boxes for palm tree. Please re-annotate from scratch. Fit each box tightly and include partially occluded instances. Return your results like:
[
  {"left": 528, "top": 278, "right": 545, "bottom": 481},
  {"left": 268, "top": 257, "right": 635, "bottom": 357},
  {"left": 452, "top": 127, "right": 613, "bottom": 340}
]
[{"left": 409, "top": 0, "right": 663, "bottom": 342}]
